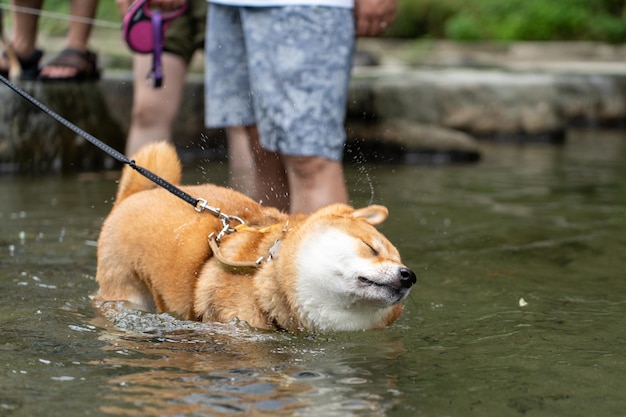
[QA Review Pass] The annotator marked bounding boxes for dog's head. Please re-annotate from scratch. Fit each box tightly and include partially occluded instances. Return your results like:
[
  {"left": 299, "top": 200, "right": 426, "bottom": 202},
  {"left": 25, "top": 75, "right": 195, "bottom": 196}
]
[{"left": 287, "top": 204, "right": 416, "bottom": 332}]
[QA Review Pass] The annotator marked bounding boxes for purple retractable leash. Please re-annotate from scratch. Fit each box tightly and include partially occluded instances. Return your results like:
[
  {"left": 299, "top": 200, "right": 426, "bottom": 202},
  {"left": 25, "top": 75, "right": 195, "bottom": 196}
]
[
  {"left": 122, "top": 0, "right": 187, "bottom": 88},
  {"left": 150, "top": 10, "right": 164, "bottom": 87}
]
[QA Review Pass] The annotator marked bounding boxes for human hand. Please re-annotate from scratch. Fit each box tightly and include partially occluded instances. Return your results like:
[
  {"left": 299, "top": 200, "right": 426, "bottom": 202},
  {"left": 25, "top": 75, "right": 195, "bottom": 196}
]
[{"left": 353, "top": 0, "right": 397, "bottom": 37}]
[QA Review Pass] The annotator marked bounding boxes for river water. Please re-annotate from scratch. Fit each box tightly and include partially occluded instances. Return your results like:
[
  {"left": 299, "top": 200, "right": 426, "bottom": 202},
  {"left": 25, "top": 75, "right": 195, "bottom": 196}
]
[{"left": 1, "top": 129, "right": 624, "bottom": 416}]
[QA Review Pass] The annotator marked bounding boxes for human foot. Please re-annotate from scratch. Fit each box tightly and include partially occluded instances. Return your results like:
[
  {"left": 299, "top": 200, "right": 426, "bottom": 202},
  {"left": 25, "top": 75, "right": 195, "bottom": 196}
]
[
  {"left": 0, "top": 47, "right": 43, "bottom": 80},
  {"left": 38, "top": 48, "right": 100, "bottom": 81}
]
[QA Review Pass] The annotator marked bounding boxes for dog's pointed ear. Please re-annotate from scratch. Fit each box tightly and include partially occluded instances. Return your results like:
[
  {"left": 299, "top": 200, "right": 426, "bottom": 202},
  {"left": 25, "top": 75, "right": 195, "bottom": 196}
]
[{"left": 352, "top": 205, "right": 389, "bottom": 225}]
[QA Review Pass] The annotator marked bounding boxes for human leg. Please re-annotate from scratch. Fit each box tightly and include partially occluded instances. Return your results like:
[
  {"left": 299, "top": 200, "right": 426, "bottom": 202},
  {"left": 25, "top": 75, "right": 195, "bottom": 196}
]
[
  {"left": 244, "top": 126, "right": 290, "bottom": 211},
  {"left": 6, "top": 0, "right": 43, "bottom": 54},
  {"left": 126, "top": 53, "right": 188, "bottom": 156},
  {"left": 8, "top": 0, "right": 41, "bottom": 55},
  {"left": 39, "top": 0, "right": 99, "bottom": 80},
  {"left": 242, "top": 6, "right": 355, "bottom": 213},
  {"left": 0, "top": 0, "right": 43, "bottom": 79},
  {"left": 125, "top": 0, "right": 207, "bottom": 155},
  {"left": 66, "top": 0, "right": 98, "bottom": 50},
  {"left": 283, "top": 155, "right": 348, "bottom": 214},
  {"left": 225, "top": 126, "right": 257, "bottom": 198}
]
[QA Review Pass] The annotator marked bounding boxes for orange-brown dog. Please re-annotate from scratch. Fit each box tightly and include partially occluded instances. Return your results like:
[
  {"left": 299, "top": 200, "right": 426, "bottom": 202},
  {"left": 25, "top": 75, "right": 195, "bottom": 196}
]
[{"left": 95, "top": 142, "right": 416, "bottom": 332}]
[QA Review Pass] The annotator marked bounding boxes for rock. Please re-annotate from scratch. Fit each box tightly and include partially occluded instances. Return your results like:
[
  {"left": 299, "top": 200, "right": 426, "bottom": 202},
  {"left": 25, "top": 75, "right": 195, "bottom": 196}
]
[
  {"left": 555, "top": 75, "right": 626, "bottom": 126},
  {"left": 0, "top": 80, "right": 125, "bottom": 174},
  {"left": 346, "top": 119, "right": 481, "bottom": 164},
  {"left": 349, "top": 69, "right": 567, "bottom": 142},
  {"left": 5, "top": 40, "right": 626, "bottom": 173}
]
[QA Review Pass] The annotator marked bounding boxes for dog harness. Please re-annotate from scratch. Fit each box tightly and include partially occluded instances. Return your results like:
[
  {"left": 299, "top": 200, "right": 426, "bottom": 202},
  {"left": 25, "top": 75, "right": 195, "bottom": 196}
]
[{"left": 208, "top": 223, "right": 287, "bottom": 275}]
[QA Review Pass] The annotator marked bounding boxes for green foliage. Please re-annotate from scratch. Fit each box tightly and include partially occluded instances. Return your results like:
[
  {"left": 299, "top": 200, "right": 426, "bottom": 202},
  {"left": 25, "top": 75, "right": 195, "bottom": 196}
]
[
  {"left": 589, "top": 14, "right": 626, "bottom": 43},
  {"left": 389, "top": 0, "right": 626, "bottom": 42},
  {"left": 20, "top": 0, "right": 121, "bottom": 36},
  {"left": 447, "top": 0, "right": 591, "bottom": 41},
  {"left": 444, "top": 15, "right": 482, "bottom": 40},
  {"left": 384, "top": 0, "right": 459, "bottom": 38},
  {"left": 9, "top": 0, "right": 626, "bottom": 42}
]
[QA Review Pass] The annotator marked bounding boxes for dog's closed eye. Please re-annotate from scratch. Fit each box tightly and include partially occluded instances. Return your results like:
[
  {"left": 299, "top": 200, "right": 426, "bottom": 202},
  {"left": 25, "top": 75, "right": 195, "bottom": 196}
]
[{"left": 362, "top": 241, "right": 379, "bottom": 257}]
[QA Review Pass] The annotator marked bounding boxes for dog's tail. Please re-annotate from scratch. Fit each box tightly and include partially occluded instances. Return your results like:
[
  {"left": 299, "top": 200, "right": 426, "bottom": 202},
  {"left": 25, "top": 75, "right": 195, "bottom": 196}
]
[{"left": 115, "top": 142, "right": 182, "bottom": 205}]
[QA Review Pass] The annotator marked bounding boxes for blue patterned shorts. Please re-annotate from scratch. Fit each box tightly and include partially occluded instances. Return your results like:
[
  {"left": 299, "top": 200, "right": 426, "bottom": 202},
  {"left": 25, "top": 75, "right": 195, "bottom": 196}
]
[{"left": 205, "top": 5, "right": 355, "bottom": 160}]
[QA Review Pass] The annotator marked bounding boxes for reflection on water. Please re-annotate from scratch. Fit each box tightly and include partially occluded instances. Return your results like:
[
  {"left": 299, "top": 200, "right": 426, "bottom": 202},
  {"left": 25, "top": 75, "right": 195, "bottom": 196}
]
[
  {"left": 0, "top": 129, "right": 625, "bottom": 416},
  {"left": 93, "top": 304, "right": 405, "bottom": 416}
]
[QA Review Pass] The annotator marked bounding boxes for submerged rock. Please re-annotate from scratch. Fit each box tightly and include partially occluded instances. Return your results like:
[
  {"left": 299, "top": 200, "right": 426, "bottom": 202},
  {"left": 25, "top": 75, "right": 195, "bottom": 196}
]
[{"left": 346, "top": 119, "right": 481, "bottom": 164}]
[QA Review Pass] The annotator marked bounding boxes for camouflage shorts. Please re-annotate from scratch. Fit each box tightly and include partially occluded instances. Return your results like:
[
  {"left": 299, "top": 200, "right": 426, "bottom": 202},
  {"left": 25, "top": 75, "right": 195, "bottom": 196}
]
[
  {"left": 164, "top": 0, "right": 207, "bottom": 64},
  {"left": 205, "top": 4, "right": 355, "bottom": 160}
]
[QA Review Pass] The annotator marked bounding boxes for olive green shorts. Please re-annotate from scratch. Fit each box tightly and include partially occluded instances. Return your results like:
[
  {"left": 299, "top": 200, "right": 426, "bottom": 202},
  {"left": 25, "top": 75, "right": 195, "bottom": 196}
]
[{"left": 163, "top": 0, "right": 207, "bottom": 64}]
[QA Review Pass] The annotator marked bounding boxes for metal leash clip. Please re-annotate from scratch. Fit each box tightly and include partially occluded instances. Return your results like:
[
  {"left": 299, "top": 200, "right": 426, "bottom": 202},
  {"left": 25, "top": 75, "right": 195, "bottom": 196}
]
[
  {"left": 196, "top": 198, "right": 245, "bottom": 244},
  {"left": 214, "top": 213, "right": 245, "bottom": 242}
]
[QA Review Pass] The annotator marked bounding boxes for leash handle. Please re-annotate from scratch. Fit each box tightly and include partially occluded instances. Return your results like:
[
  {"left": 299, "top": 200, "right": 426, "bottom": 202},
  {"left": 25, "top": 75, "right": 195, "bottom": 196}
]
[{"left": 150, "top": 11, "right": 164, "bottom": 88}]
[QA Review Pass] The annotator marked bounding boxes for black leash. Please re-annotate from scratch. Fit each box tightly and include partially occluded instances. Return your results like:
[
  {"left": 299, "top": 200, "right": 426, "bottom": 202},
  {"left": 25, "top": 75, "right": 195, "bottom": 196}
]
[
  {"left": 1, "top": 74, "right": 247, "bottom": 238},
  {"left": 0, "top": 73, "right": 202, "bottom": 209}
]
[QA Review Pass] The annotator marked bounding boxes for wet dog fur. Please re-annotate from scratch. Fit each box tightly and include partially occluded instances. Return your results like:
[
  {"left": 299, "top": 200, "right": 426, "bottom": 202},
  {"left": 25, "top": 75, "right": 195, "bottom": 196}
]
[{"left": 95, "top": 142, "right": 416, "bottom": 332}]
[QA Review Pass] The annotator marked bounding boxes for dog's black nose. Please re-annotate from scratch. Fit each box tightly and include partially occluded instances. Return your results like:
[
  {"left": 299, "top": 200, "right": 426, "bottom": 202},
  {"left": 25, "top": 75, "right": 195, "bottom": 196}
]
[{"left": 399, "top": 268, "right": 417, "bottom": 288}]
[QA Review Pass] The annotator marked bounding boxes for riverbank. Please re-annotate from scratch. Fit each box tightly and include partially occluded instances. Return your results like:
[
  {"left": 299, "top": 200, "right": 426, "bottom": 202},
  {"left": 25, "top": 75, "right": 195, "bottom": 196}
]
[
  {"left": 80, "top": 39, "right": 626, "bottom": 155},
  {"left": 2, "top": 39, "right": 626, "bottom": 172}
]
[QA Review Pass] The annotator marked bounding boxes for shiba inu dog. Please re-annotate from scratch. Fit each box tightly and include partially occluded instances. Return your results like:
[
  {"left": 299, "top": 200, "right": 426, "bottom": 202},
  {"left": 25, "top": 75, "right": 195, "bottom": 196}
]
[{"left": 95, "top": 142, "right": 416, "bottom": 332}]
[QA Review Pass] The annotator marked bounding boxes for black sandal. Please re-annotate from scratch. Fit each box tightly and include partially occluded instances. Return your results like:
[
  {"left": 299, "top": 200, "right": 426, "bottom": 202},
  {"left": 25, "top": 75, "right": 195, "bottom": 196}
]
[
  {"left": 38, "top": 48, "right": 101, "bottom": 82},
  {"left": 0, "top": 48, "right": 43, "bottom": 80}
]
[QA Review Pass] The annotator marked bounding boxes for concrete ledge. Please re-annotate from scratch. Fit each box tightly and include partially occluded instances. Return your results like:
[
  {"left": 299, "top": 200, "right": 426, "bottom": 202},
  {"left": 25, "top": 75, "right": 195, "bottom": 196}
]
[{"left": 3, "top": 41, "right": 626, "bottom": 173}]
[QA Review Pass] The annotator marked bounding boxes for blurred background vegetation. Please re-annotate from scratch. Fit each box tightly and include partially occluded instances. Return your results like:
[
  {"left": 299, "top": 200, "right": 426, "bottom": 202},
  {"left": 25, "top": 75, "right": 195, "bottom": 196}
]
[
  {"left": 10, "top": 0, "right": 626, "bottom": 43},
  {"left": 387, "top": 0, "right": 626, "bottom": 43}
]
